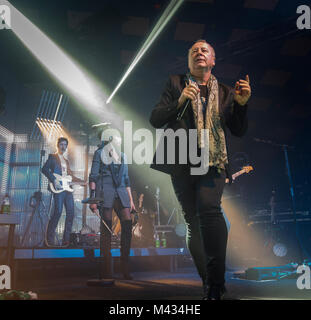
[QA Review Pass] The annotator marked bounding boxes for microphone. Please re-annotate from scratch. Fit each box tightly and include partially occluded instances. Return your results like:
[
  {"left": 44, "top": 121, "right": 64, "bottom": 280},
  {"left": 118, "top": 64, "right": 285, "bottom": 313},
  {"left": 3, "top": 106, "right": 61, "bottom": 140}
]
[
  {"left": 177, "top": 100, "right": 191, "bottom": 121},
  {"left": 176, "top": 75, "right": 191, "bottom": 121}
]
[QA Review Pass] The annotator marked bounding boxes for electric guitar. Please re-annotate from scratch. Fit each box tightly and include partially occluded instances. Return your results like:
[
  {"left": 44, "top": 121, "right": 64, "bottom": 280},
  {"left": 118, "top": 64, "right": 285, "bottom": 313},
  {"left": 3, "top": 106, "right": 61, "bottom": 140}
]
[
  {"left": 232, "top": 165, "right": 253, "bottom": 180},
  {"left": 49, "top": 173, "right": 86, "bottom": 194},
  {"left": 228, "top": 165, "right": 253, "bottom": 183}
]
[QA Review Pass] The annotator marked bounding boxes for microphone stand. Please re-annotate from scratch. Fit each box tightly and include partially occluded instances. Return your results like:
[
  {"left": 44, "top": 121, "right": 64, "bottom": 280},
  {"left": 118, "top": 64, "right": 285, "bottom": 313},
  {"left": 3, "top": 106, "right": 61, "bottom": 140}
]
[
  {"left": 254, "top": 138, "right": 306, "bottom": 263},
  {"left": 155, "top": 187, "right": 160, "bottom": 226},
  {"left": 22, "top": 149, "right": 46, "bottom": 247}
]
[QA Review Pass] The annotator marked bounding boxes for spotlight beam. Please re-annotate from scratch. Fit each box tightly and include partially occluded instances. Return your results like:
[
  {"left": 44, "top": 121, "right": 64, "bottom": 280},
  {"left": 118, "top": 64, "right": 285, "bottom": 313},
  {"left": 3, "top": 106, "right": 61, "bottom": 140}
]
[
  {"left": 4, "top": 0, "right": 111, "bottom": 119},
  {"left": 106, "top": 0, "right": 184, "bottom": 104},
  {"left": 48, "top": 94, "right": 63, "bottom": 142}
]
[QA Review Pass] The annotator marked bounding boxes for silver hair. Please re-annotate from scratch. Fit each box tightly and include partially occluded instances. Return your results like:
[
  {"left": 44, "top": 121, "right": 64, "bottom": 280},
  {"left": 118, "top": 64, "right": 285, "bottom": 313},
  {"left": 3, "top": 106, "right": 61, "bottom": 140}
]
[{"left": 188, "top": 39, "right": 216, "bottom": 58}]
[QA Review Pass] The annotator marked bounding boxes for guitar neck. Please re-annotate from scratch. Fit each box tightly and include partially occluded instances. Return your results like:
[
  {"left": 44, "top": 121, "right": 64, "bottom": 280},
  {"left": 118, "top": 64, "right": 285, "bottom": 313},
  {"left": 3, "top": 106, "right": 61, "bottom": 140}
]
[{"left": 232, "top": 169, "right": 246, "bottom": 180}]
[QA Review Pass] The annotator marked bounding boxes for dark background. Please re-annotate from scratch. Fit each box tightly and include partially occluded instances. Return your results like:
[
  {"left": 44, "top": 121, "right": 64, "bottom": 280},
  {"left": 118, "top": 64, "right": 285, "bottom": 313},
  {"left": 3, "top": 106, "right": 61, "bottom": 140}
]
[{"left": 0, "top": 0, "right": 311, "bottom": 214}]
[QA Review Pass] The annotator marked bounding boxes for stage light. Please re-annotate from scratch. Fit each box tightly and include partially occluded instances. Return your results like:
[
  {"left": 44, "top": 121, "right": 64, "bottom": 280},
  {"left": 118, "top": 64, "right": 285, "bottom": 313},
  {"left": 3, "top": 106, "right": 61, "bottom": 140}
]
[
  {"left": 55, "top": 125, "right": 62, "bottom": 134},
  {"left": 106, "top": 0, "right": 184, "bottom": 104},
  {"left": 36, "top": 117, "right": 67, "bottom": 144},
  {"left": 4, "top": 0, "right": 110, "bottom": 120},
  {"left": 273, "top": 243, "right": 288, "bottom": 257},
  {"left": 41, "top": 121, "right": 49, "bottom": 132},
  {"left": 222, "top": 197, "right": 284, "bottom": 268},
  {"left": 4, "top": 2, "right": 185, "bottom": 229},
  {"left": 0, "top": 124, "right": 14, "bottom": 194},
  {"left": 48, "top": 94, "right": 63, "bottom": 141}
]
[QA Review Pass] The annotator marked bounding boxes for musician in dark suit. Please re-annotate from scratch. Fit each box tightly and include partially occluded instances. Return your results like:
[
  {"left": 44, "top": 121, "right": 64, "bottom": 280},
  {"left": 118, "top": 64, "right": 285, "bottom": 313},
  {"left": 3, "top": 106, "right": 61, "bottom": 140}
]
[
  {"left": 89, "top": 130, "right": 135, "bottom": 279},
  {"left": 42, "top": 137, "right": 84, "bottom": 246},
  {"left": 149, "top": 40, "right": 251, "bottom": 299}
]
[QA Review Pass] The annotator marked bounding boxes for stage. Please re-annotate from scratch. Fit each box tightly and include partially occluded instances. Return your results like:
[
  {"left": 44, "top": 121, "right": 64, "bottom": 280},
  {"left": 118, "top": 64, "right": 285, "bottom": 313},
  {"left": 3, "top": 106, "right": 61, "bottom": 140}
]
[
  {"left": 13, "top": 267, "right": 311, "bottom": 300},
  {"left": 0, "top": 0, "right": 310, "bottom": 303},
  {"left": 0, "top": 246, "right": 305, "bottom": 300}
]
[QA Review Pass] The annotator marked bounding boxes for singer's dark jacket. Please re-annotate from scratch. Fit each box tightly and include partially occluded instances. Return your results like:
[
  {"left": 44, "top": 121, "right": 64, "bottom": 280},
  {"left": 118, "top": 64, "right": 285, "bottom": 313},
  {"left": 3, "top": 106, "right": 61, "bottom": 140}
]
[{"left": 149, "top": 74, "right": 248, "bottom": 176}]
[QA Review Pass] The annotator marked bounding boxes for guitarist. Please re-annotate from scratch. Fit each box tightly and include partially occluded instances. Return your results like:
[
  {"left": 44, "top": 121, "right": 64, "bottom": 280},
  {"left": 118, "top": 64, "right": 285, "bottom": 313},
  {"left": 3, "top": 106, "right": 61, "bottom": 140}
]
[{"left": 42, "top": 137, "right": 84, "bottom": 247}]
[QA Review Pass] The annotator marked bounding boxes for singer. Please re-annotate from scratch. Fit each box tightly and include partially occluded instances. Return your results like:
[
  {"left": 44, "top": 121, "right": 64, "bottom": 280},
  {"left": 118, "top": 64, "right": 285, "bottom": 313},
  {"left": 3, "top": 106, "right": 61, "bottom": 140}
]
[{"left": 149, "top": 40, "right": 251, "bottom": 299}]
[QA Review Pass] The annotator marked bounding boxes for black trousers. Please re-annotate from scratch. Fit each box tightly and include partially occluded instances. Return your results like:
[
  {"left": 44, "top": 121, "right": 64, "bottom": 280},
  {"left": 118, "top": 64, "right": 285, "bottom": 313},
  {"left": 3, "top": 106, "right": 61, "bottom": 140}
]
[
  {"left": 171, "top": 167, "right": 227, "bottom": 287},
  {"left": 99, "top": 197, "right": 132, "bottom": 276}
]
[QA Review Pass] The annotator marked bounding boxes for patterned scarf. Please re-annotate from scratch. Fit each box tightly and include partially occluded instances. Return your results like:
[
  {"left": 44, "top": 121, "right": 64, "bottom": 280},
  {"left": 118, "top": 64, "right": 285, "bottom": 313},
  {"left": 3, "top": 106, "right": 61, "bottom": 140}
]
[{"left": 189, "top": 73, "right": 228, "bottom": 170}]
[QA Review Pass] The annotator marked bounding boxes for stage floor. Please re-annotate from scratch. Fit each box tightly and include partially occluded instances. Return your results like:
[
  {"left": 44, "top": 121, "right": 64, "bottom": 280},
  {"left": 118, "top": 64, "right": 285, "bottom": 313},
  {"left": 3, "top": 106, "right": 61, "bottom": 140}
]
[
  {"left": 13, "top": 247, "right": 189, "bottom": 259},
  {"left": 14, "top": 268, "right": 311, "bottom": 300}
]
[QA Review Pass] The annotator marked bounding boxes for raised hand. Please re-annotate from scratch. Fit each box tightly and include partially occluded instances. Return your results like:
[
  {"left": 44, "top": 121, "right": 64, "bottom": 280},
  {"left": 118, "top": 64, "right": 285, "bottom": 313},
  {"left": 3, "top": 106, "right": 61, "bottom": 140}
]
[{"left": 234, "top": 75, "right": 251, "bottom": 106}]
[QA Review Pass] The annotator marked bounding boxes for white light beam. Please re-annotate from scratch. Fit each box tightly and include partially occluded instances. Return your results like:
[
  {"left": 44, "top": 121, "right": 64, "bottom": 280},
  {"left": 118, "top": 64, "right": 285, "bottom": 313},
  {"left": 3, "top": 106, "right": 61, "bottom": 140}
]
[{"left": 106, "top": 0, "right": 184, "bottom": 104}]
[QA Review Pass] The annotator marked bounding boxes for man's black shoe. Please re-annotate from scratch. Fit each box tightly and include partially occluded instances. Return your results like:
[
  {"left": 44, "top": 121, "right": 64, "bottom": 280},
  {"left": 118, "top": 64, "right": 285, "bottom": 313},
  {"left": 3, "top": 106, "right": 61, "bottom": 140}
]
[{"left": 202, "top": 285, "right": 226, "bottom": 300}]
